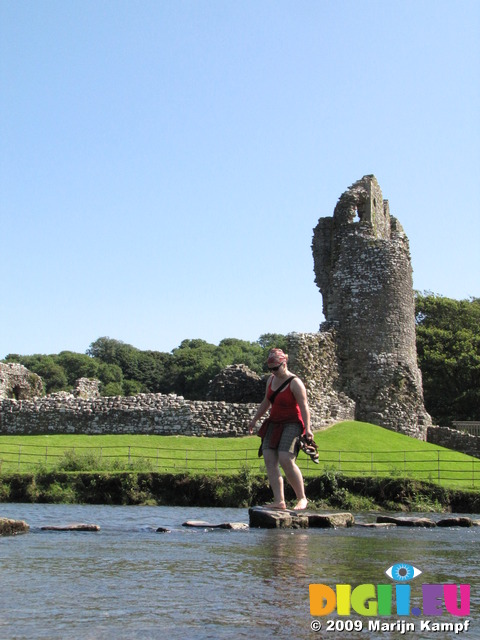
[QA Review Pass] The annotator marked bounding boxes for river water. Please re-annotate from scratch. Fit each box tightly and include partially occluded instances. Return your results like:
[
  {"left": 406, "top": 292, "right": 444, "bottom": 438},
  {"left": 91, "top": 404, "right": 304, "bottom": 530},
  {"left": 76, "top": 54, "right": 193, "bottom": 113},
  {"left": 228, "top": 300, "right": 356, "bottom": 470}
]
[{"left": 0, "top": 504, "right": 478, "bottom": 640}]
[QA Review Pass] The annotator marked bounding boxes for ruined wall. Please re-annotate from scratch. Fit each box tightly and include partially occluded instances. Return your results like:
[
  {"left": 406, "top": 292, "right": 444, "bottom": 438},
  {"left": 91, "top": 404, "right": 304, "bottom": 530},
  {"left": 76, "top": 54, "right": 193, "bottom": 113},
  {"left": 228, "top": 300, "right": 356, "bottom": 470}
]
[
  {"left": 287, "top": 332, "right": 355, "bottom": 425},
  {"left": 0, "top": 363, "right": 44, "bottom": 400},
  {"left": 0, "top": 362, "right": 341, "bottom": 437},
  {"left": 0, "top": 332, "right": 352, "bottom": 437},
  {"left": 0, "top": 176, "right": 432, "bottom": 440},
  {"left": 312, "top": 175, "right": 431, "bottom": 438},
  {"left": 207, "top": 364, "right": 265, "bottom": 403},
  {"left": 0, "top": 392, "right": 257, "bottom": 437},
  {"left": 73, "top": 377, "right": 101, "bottom": 399},
  {"left": 427, "top": 426, "right": 480, "bottom": 459}
]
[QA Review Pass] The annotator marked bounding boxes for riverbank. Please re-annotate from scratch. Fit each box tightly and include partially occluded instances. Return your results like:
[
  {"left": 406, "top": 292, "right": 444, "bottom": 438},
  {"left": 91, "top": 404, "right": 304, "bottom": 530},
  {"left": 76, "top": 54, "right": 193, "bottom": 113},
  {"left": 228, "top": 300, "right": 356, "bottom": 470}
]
[{"left": 1, "top": 469, "right": 480, "bottom": 512}]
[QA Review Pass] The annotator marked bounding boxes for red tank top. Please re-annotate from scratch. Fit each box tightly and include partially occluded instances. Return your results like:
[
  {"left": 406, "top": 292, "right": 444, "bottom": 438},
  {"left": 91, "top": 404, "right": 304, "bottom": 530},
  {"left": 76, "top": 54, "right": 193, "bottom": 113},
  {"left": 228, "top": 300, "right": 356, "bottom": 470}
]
[{"left": 267, "top": 378, "right": 304, "bottom": 426}]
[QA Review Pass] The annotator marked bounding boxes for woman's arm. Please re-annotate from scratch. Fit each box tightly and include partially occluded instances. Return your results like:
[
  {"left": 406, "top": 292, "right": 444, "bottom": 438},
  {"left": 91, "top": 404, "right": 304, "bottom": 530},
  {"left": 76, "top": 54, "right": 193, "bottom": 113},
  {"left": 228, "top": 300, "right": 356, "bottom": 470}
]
[
  {"left": 291, "top": 378, "right": 313, "bottom": 438},
  {"left": 248, "top": 377, "right": 272, "bottom": 434}
]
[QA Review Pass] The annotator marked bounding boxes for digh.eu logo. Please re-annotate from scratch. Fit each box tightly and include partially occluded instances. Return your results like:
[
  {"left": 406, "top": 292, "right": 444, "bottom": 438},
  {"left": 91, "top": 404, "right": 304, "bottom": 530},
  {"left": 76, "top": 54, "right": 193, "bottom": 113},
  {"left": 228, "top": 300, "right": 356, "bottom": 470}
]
[{"left": 309, "top": 562, "right": 470, "bottom": 617}]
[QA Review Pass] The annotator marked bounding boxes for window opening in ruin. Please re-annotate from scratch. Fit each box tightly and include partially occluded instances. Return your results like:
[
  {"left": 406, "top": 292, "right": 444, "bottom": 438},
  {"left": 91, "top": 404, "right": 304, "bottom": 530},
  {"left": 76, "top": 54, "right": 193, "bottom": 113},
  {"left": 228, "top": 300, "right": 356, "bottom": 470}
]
[
  {"left": 12, "top": 385, "right": 21, "bottom": 400},
  {"left": 353, "top": 207, "right": 360, "bottom": 222}
]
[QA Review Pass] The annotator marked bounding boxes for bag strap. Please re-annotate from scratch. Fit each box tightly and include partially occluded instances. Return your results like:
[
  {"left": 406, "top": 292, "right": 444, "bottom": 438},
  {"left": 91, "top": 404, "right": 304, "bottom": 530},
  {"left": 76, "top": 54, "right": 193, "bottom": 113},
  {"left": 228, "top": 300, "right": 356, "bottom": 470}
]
[{"left": 269, "top": 376, "right": 296, "bottom": 405}]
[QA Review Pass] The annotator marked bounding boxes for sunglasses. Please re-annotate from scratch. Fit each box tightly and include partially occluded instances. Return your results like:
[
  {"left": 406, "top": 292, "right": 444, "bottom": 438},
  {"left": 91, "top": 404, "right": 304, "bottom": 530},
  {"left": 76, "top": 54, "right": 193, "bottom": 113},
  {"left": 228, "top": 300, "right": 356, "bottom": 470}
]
[{"left": 268, "top": 364, "right": 283, "bottom": 372}]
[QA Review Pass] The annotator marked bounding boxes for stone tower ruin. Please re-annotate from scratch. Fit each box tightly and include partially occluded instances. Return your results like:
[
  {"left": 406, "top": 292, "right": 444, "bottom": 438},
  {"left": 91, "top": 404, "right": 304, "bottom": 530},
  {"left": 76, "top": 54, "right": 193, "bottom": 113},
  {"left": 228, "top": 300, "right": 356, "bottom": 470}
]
[{"left": 311, "top": 175, "right": 431, "bottom": 438}]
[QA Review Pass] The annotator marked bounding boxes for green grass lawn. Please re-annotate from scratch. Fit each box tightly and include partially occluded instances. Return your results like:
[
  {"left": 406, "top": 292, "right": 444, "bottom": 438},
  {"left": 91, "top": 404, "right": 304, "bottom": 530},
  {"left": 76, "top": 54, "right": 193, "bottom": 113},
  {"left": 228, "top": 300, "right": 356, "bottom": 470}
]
[
  {"left": 0, "top": 421, "right": 479, "bottom": 489},
  {"left": 0, "top": 432, "right": 262, "bottom": 474},
  {"left": 313, "top": 422, "right": 480, "bottom": 488}
]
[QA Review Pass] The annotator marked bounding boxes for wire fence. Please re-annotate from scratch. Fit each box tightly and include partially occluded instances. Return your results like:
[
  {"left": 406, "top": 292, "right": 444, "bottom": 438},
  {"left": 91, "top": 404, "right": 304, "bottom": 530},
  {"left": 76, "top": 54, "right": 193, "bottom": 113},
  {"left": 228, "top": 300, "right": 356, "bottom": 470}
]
[{"left": 0, "top": 442, "right": 479, "bottom": 488}]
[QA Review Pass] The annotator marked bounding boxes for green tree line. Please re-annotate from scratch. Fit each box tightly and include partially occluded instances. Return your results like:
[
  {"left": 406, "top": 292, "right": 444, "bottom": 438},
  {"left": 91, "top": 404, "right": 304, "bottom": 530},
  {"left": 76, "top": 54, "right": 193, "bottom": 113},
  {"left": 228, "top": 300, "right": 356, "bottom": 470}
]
[
  {"left": 415, "top": 292, "right": 479, "bottom": 426},
  {"left": 3, "top": 294, "right": 479, "bottom": 425},
  {"left": 3, "top": 334, "right": 287, "bottom": 400}
]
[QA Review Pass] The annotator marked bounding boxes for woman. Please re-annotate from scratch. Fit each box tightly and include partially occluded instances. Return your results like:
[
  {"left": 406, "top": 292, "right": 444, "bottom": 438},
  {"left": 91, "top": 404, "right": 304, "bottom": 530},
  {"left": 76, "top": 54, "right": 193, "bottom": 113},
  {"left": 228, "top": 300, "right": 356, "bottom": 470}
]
[{"left": 248, "top": 348, "right": 313, "bottom": 510}]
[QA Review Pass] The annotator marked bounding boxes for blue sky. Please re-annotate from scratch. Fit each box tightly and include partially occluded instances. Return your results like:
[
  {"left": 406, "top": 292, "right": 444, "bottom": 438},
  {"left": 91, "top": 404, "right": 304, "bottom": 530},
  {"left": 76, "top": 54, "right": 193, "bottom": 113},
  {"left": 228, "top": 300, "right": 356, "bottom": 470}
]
[{"left": 1, "top": 0, "right": 479, "bottom": 359}]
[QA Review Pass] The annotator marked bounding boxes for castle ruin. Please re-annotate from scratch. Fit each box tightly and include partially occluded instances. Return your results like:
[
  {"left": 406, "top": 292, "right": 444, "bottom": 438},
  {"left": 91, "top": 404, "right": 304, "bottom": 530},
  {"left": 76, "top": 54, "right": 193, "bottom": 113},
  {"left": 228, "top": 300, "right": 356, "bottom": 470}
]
[
  {"left": 0, "top": 363, "right": 44, "bottom": 400},
  {"left": 311, "top": 175, "right": 431, "bottom": 438},
  {"left": 0, "top": 175, "right": 432, "bottom": 441}
]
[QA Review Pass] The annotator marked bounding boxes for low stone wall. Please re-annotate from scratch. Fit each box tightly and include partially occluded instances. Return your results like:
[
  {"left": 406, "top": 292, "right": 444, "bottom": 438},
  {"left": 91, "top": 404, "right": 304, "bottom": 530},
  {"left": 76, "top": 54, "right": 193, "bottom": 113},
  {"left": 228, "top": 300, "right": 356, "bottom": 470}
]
[
  {"left": 0, "top": 381, "right": 345, "bottom": 437},
  {"left": 0, "top": 332, "right": 356, "bottom": 437},
  {"left": 427, "top": 426, "right": 480, "bottom": 459},
  {"left": 0, "top": 392, "right": 259, "bottom": 437}
]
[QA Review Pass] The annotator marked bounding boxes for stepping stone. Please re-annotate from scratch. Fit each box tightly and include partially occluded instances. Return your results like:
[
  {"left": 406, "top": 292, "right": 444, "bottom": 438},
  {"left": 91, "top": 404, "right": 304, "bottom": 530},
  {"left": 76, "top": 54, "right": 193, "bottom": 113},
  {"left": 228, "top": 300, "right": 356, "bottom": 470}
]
[
  {"left": 248, "top": 508, "right": 309, "bottom": 529},
  {"left": 0, "top": 517, "right": 29, "bottom": 536},
  {"left": 248, "top": 507, "right": 354, "bottom": 529},
  {"left": 156, "top": 527, "right": 171, "bottom": 533},
  {"left": 307, "top": 512, "right": 355, "bottom": 528},
  {"left": 182, "top": 520, "right": 249, "bottom": 530},
  {"left": 376, "top": 516, "right": 436, "bottom": 528},
  {"left": 355, "top": 522, "right": 396, "bottom": 528},
  {"left": 40, "top": 523, "right": 100, "bottom": 531},
  {"left": 436, "top": 517, "right": 474, "bottom": 527}
]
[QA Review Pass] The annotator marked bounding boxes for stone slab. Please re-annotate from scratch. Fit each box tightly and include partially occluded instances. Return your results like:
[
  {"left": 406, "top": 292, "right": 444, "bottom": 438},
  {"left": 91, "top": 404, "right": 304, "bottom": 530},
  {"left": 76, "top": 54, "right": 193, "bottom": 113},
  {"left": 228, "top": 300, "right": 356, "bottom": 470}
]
[
  {"left": 436, "top": 517, "right": 475, "bottom": 527},
  {"left": 182, "top": 520, "right": 249, "bottom": 530},
  {"left": 376, "top": 516, "right": 436, "bottom": 528},
  {"left": 355, "top": 522, "right": 396, "bottom": 528},
  {"left": 248, "top": 507, "right": 354, "bottom": 529},
  {"left": 40, "top": 523, "right": 100, "bottom": 531},
  {"left": 0, "top": 517, "right": 29, "bottom": 536},
  {"left": 307, "top": 512, "right": 355, "bottom": 528}
]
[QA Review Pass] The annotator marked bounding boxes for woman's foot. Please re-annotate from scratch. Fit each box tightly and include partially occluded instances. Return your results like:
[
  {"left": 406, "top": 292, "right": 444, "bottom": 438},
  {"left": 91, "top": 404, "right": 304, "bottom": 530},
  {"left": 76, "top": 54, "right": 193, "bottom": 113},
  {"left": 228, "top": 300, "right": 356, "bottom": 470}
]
[
  {"left": 262, "top": 501, "right": 287, "bottom": 510},
  {"left": 293, "top": 498, "right": 308, "bottom": 511}
]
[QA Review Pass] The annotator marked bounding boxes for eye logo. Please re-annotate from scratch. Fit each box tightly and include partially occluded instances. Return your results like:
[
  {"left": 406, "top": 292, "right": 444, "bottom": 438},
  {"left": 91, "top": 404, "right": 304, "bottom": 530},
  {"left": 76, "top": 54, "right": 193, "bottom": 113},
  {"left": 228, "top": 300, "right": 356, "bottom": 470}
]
[{"left": 386, "top": 563, "right": 422, "bottom": 582}]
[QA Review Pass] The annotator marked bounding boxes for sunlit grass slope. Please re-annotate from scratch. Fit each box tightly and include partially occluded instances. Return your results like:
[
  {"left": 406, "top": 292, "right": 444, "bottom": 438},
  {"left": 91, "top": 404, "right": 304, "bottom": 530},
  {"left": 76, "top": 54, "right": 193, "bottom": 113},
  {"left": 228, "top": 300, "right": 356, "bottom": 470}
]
[
  {"left": 0, "top": 421, "right": 478, "bottom": 489},
  {"left": 312, "top": 421, "right": 480, "bottom": 489}
]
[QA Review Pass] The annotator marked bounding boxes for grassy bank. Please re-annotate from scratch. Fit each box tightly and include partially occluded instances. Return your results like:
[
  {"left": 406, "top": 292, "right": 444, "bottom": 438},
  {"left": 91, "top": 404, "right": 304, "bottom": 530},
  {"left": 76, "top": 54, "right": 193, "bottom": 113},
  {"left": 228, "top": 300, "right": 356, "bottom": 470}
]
[
  {"left": 1, "top": 422, "right": 479, "bottom": 489},
  {"left": 1, "top": 467, "right": 480, "bottom": 513},
  {"left": 1, "top": 422, "right": 480, "bottom": 510}
]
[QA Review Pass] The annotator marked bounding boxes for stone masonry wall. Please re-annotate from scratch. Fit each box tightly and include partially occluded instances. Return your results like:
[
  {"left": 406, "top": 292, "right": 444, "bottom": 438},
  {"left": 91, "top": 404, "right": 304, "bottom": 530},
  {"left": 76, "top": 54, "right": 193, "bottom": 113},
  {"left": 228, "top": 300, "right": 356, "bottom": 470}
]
[
  {"left": 427, "top": 426, "right": 480, "bottom": 460},
  {"left": 0, "top": 392, "right": 258, "bottom": 437},
  {"left": 287, "top": 332, "right": 356, "bottom": 425},
  {"left": 0, "top": 363, "right": 44, "bottom": 400},
  {"left": 207, "top": 364, "right": 265, "bottom": 403},
  {"left": 0, "top": 332, "right": 354, "bottom": 437},
  {"left": 312, "top": 175, "right": 431, "bottom": 438}
]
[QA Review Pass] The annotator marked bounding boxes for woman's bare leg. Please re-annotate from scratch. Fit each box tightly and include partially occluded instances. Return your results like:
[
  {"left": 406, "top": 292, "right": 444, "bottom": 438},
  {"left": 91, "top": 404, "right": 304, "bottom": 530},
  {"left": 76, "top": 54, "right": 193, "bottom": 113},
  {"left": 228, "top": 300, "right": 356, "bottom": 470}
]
[
  {"left": 278, "top": 451, "right": 308, "bottom": 510},
  {"left": 262, "top": 449, "right": 286, "bottom": 508}
]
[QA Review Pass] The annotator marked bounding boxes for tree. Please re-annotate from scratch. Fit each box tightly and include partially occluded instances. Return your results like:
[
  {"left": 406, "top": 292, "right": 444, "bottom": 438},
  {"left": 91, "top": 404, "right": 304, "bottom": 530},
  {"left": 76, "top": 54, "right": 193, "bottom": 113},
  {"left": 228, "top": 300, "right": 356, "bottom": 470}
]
[
  {"left": 415, "top": 292, "right": 480, "bottom": 425},
  {"left": 102, "top": 382, "right": 124, "bottom": 397},
  {"left": 87, "top": 337, "right": 140, "bottom": 378},
  {"left": 97, "top": 362, "right": 124, "bottom": 386},
  {"left": 170, "top": 339, "right": 218, "bottom": 399},
  {"left": 136, "top": 350, "right": 173, "bottom": 394},
  {"left": 258, "top": 333, "right": 288, "bottom": 352},
  {"left": 87, "top": 337, "right": 173, "bottom": 394},
  {"left": 215, "top": 338, "right": 264, "bottom": 374},
  {"left": 57, "top": 351, "right": 100, "bottom": 386}
]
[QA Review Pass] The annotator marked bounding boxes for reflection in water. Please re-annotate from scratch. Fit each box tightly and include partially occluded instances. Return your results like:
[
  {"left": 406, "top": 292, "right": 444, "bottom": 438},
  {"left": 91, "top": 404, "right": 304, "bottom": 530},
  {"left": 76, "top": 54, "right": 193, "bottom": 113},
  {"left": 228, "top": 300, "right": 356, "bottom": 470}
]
[
  {"left": 256, "top": 530, "right": 311, "bottom": 579},
  {"left": 0, "top": 504, "right": 479, "bottom": 640}
]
